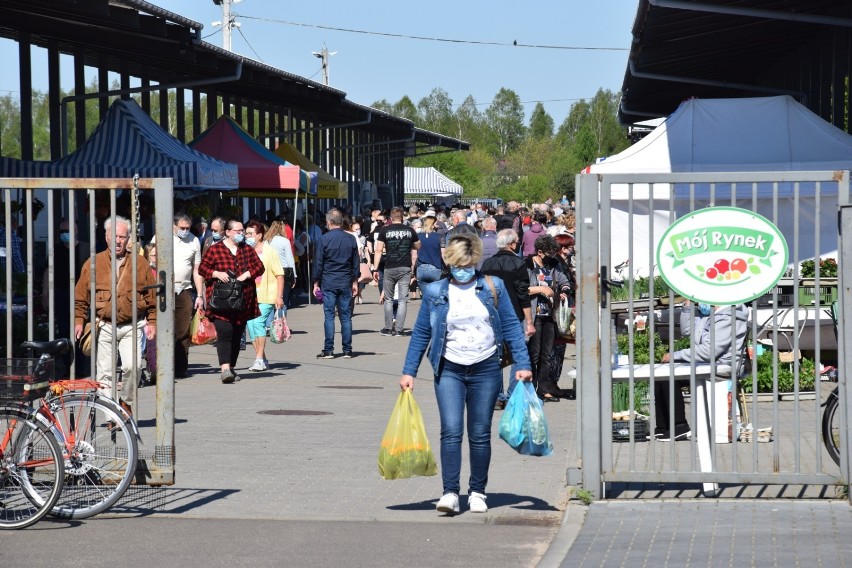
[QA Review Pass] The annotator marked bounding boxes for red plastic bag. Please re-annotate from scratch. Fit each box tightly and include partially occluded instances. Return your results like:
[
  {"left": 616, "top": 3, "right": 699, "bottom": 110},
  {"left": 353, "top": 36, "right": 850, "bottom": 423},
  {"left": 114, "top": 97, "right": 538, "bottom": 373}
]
[{"left": 191, "top": 309, "right": 218, "bottom": 346}]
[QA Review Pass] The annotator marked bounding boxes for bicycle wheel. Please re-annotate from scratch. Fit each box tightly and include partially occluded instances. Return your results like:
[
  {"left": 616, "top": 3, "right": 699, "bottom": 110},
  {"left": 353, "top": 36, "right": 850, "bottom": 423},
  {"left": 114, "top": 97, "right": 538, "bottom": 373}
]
[
  {"left": 0, "top": 408, "right": 64, "bottom": 529},
  {"left": 822, "top": 388, "right": 841, "bottom": 466},
  {"left": 45, "top": 396, "right": 138, "bottom": 519}
]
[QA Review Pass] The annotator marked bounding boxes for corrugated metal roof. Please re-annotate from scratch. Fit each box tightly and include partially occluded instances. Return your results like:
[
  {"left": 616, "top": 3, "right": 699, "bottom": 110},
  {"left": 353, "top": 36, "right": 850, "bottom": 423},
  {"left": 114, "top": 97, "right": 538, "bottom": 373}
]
[{"left": 619, "top": 0, "right": 852, "bottom": 127}]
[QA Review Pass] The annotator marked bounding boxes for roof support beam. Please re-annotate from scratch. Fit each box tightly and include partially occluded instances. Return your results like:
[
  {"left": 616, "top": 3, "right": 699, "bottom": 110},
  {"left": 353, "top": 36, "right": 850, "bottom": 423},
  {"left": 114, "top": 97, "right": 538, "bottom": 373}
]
[
  {"left": 627, "top": 60, "right": 806, "bottom": 99},
  {"left": 647, "top": 0, "right": 852, "bottom": 28}
]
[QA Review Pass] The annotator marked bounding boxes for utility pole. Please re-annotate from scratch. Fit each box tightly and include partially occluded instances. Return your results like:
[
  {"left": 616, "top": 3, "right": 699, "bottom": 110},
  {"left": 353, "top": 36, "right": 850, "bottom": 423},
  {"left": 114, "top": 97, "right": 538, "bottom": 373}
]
[
  {"left": 212, "top": 0, "right": 241, "bottom": 52},
  {"left": 312, "top": 44, "right": 337, "bottom": 86}
]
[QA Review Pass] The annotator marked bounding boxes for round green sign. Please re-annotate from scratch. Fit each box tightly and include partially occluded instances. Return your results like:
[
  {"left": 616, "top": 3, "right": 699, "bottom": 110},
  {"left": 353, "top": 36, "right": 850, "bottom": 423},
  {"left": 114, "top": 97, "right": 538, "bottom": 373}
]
[{"left": 655, "top": 207, "right": 789, "bottom": 305}]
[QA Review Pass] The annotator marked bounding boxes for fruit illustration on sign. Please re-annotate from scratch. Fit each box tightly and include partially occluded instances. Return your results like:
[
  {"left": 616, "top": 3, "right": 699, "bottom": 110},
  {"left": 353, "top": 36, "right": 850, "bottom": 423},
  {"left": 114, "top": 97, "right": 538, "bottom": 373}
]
[{"left": 696, "top": 257, "right": 762, "bottom": 283}]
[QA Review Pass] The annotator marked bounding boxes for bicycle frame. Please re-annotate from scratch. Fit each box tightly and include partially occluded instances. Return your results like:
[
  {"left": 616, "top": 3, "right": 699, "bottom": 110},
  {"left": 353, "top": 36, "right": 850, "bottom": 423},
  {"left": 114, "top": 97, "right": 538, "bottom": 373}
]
[{"left": 34, "top": 380, "right": 142, "bottom": 445}]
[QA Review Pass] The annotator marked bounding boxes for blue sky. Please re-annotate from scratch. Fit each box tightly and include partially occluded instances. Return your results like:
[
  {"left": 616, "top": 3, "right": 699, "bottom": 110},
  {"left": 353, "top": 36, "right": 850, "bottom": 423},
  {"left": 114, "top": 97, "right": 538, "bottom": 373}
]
[{"left": 0, "top": 0, "right": 636, "bottom": 125}]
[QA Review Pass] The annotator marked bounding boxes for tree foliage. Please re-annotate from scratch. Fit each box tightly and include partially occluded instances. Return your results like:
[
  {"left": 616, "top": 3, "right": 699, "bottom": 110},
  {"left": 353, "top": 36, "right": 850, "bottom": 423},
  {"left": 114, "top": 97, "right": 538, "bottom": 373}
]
[{"left": 0, "top": 80, "right": 630, "bottom": 206}]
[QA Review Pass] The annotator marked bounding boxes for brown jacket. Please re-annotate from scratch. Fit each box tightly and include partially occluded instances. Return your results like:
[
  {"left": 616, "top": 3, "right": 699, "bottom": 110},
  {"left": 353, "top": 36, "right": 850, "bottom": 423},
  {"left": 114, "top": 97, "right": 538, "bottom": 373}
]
[{"left": 74, "top": 249, "right": 158, "bottom": 326}]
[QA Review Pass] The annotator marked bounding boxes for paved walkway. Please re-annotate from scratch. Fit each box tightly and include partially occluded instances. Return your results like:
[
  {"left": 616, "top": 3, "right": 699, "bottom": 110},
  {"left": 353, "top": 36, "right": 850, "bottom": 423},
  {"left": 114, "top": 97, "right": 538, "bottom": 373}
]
[{"left": 7, "top": 287, "right": 852, "bottom": 567}]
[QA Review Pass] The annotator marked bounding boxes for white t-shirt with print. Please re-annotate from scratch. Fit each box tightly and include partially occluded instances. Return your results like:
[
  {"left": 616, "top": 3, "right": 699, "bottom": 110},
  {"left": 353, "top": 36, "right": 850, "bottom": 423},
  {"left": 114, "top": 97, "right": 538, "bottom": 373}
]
[{"left": 444, "top": 280, "right": 497, "bottom": 365}]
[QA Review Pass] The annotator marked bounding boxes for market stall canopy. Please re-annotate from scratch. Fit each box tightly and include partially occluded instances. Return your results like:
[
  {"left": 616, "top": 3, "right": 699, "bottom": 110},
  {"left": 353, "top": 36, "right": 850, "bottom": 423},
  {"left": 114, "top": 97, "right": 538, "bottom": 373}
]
[
  {"left": 584, "top": 96, "right": 852, "bottom": 275},
  {"left": 404, "top": 166, "right": 463, "bottom": 195},
  {"left": 274, "top": 143, "right": 346, "bottom": 199},
  {"left": 51, "top": 99, "right": 239, "bottom": 190},
  {"left": 189, "top": 115, "right": 317, "bottom": 196}
]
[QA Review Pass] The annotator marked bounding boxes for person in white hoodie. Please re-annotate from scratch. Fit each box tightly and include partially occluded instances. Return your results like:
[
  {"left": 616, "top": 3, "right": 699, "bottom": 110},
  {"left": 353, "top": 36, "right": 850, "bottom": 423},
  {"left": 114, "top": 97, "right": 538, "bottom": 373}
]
[{"left": 655, "top": 302, "right": 749, "bottom": 440}]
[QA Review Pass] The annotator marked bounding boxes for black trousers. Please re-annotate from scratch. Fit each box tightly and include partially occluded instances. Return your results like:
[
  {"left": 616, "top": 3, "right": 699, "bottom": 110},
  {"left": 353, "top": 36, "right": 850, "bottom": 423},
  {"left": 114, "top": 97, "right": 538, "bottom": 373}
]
[
  {"left": 528, "top": 316, "right": 559, "bottom": 397},
  {"left": 654, "top": 380, "right": 689, "bottom": 430},
  {"left": 212, "top": 319, "right": 247, "bottom": 368}
]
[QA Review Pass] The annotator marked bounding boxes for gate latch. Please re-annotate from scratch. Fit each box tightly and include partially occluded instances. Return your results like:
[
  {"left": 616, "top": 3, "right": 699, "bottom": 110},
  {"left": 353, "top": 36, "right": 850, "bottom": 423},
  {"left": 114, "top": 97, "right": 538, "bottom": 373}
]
[
  {"left": 142, "top": 271, "right": 168, "bottom": 312},
  {"left": 600, "top": 265, "right": 623, "bottom": 309}
]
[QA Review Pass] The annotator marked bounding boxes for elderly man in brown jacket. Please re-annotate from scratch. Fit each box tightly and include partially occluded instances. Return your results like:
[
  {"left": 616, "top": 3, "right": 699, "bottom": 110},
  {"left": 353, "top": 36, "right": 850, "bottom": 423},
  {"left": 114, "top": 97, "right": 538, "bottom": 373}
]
[{"left": 74, "top": 215, "right": 157, "bottom": 404}]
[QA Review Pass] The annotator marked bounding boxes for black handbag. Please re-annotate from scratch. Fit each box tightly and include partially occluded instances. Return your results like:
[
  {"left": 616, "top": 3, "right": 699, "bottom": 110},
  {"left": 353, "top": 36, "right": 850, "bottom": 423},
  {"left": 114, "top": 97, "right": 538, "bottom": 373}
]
[{"left": 210, "top": 278, "right": 244, "bottom": 312}]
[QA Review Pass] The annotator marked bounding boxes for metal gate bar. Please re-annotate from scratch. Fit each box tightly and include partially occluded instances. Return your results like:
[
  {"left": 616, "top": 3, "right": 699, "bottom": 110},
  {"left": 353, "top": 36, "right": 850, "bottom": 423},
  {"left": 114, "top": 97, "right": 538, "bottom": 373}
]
[{"left": 573, "top": 170, "right": 851, "bottom": 500}]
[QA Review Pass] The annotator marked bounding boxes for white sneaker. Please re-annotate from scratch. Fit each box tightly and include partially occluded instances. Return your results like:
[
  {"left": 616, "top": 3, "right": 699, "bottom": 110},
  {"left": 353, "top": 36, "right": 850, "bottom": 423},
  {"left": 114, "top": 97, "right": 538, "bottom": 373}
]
[
  {"left": 436, "top": 492, "right": 459, "bottom": 514},
  {"left": 248, "top": 360, "right": 267, "bottom": 371},
  {"left": 468, "top": 492, "right": 488, "bottom": 513}
]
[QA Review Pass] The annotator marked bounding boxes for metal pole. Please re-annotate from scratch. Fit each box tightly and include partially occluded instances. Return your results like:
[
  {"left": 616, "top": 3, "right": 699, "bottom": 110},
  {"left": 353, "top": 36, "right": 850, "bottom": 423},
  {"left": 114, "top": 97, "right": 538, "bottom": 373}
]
[{"left": 575, "top": 173, "right": 603, "bottom": 499}]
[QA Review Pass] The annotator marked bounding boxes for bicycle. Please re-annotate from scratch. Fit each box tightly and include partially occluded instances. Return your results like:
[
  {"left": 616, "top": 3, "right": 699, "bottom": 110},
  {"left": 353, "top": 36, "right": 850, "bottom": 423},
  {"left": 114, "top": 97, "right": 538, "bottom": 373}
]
[
  {"left": 821, "top": 302, "right": 842, "bottom": 466},
  {"left": 4, "top": 339, "right": 141, "bottom": 519},
  {"left": 0, "top": 357, "right": 65, "bottom": 529}
]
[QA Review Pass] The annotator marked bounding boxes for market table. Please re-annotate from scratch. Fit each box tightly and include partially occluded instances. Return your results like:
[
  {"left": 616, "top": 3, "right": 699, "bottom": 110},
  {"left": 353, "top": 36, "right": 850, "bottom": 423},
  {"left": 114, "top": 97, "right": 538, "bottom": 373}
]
[{"left": 569, "top": 362, "right": 735, "bottom": 496}]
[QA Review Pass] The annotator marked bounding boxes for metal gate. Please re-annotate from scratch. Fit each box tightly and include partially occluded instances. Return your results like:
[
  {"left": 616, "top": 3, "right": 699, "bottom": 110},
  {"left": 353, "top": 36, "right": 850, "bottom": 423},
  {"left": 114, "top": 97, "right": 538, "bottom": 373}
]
[
  {"left": 573, "top": 171, "right": 852, "bottom": 499},
  {"left": 0, "top": 177, "right": 176, "bottom": 485}
]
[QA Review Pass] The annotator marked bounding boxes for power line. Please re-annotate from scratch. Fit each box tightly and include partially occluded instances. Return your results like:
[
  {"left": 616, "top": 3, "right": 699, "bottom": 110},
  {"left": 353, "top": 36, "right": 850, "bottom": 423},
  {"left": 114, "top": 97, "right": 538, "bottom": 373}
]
[
  {"left": 237, "top": 15, "right": 628, "bottom": 51},
  {"left": 202, "top": 28, "right": 222, "bottom": 40},
  {"left": 236, "top": 26, "right": 264, "bottom": 62}
]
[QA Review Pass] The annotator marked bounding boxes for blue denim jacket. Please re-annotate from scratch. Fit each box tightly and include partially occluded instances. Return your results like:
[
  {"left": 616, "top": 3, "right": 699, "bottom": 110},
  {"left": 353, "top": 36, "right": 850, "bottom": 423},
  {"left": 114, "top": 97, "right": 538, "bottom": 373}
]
[{"left": 402, "top": 275, "right": 532, "bottom": 378}]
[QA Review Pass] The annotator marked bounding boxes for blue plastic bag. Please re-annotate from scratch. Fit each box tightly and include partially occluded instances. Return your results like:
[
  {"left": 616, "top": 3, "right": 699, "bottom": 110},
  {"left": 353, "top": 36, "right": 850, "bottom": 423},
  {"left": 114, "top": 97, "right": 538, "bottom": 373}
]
[{"left": 499, "top": 381, "right": 553, "bottom": 456}]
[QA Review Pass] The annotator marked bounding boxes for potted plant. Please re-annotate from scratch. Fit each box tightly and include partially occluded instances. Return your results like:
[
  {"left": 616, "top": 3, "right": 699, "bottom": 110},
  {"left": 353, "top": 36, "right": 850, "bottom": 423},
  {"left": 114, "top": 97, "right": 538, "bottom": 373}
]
[
  {"left": 798, "top": 257, "right": 838, "bottom": 306},
  {"left": 799, "top": 257, "right": 838, "bottom": 278},
  {"left": 740, "top": 350, "right": 816, "bottom": 399}
]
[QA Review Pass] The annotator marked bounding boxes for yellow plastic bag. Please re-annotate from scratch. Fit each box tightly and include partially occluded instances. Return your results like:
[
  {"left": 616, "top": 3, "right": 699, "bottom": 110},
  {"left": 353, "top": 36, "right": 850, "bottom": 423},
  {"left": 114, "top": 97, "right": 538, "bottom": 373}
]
[{"left": 378, "top": 390, "right": 437, "bottom": 480}]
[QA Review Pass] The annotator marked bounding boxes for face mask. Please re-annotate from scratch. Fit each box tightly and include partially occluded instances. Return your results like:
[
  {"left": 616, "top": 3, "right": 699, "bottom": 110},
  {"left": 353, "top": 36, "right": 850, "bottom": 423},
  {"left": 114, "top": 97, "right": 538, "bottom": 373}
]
[
  {"left": 698, "top": 303, "right": 712, "bottom": 316},
  {"left": 245, "top": 237, "right": 256, "bottom": 247},
  {"left": 450, "top": 266, "right": 476, "bottom": 283},
  {"left": 233, "top": 234, "right": 245, "bottom": 244},
  {"left": 212, "top": 232, "right": 224, "bottom": 242},
  {"left": 176, "top": 229, "right": 190, "bottom": 239},
  {"left": 354, "top": 230, "right": 361, "bottom": 237},
  {"left": 59, "top": 232, "right": 71, "bottom": 245}
]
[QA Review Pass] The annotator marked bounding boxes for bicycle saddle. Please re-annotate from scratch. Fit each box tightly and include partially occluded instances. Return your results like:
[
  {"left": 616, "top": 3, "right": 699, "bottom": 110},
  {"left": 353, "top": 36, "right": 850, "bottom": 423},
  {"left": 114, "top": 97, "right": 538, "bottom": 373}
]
[{"left": 21, "top": 338, "right": 72, "bottom": 356}]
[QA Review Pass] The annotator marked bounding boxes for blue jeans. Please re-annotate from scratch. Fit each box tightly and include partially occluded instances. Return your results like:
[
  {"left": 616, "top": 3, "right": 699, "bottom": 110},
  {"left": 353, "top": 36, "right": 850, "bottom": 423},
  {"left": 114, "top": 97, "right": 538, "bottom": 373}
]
[
  {"left": 416, "top": 263, "right": 443, "bottom": 285},
  {"left": 434, "top": 355, "right": 502, "bottom": 495},
  {"left": 321, "top": 287, "right": 353, "bottom": 353}
]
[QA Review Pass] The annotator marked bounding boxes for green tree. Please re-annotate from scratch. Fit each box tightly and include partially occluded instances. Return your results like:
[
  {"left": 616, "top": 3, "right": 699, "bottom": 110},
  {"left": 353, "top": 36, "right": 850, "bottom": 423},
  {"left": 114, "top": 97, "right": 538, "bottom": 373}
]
[
  {"left": 586, "top": 88, "right": 627, "bottom": 158},
  {"left": 528, "top": 102, "right": 554, "bottom": 140},
  {"left": 484, "top": 88, "right": 525, "bottom": 158},
  {"left": 556, "top": 99, "right": 590, "bottom": 147},
  {"left": 392, "top": 96, "right": 418, "bottom": 123},
  {"left": 371, "top": 99, "right": 394, "bottom": 114},
  {"left": 0, "top": 93, "right": 22, "bottom": 158},
  {"left": 454, "top": 95, "right": 484, "bottom": 146},
  {"left": 417, "top": 87, "right": 454, "bottom": 134}
]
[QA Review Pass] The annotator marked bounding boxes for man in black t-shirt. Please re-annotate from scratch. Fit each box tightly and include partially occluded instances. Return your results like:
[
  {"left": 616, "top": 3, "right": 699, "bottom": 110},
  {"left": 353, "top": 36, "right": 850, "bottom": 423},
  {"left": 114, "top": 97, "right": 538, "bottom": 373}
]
[{"left": 372, "top": 207, "right": 420, "bottom": 336}]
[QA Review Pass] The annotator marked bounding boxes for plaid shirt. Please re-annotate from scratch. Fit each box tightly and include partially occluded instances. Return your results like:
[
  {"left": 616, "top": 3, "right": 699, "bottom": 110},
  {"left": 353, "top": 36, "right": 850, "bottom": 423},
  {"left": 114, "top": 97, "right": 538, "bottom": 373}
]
[
  {"left": 198, "top": 241, "right": 264, "bottom": 324},
  {"left": 0, "top": 225, "right": 24, "bottom": 273}
]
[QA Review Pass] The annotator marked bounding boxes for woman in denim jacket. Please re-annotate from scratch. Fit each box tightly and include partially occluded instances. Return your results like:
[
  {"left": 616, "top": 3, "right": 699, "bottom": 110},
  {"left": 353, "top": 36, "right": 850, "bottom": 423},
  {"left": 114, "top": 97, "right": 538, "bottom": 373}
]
[{"left": 400, "top": 234, "right": 533, "bottom": 515}]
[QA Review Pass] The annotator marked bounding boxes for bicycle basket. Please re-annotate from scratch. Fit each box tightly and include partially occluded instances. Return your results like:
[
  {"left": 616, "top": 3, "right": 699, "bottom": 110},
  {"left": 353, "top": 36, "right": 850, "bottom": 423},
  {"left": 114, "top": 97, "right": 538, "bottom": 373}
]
[{"left": 0, "top": 358, "right": 52, "bottom": 402}]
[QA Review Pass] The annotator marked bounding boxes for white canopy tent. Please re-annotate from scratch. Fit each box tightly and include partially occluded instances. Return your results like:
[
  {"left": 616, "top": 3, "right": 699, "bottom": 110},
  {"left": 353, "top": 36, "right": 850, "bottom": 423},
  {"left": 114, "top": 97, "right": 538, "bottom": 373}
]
[
  {"left": 585, "top": 96, "right": 852, "bottom": 275},
  {"left": 404, "top": 166, "right": 463, "bottom": 196}
]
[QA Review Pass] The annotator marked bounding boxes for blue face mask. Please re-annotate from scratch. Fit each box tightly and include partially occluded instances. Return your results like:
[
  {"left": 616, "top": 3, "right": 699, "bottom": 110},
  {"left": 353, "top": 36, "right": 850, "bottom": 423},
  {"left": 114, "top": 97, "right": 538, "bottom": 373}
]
[
  {"left": 698, "top": 303, "right": 712, "bottom": 316},
  {"left": 245, "top": 237, "right": 256, "bottom": 247},
  {"left": 176, "top": 229, "right": 190, "bottom": 240},
  {"left": 212, "top": 233, "right": 224, "bottom": 242},
  {"left": 59, "top": 232, "right": 71, "bottom": 245},
  {"left": 450, "top": 266, "right": 476, "bottom": 283},
  {"left": 233, "top": 234, "right": 245, "bottom": 244}
]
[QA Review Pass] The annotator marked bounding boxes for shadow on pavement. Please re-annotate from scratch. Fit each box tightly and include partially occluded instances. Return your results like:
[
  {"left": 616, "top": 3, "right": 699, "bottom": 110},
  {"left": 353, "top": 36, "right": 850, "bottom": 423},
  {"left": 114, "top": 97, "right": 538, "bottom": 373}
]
[
  {"left": 113, "top": 487, "right": 241, "bottom": 516},
  {"left": 386, "top": 492, "right": 559, "bottom": 513}
]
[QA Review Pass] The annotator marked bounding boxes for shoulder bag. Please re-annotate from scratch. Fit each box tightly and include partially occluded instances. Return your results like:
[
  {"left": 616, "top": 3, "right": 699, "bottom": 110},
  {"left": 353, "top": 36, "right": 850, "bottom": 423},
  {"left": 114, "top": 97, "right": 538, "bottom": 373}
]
[{"left": 209, "top": 255, "right": 245, "bottom": 313}]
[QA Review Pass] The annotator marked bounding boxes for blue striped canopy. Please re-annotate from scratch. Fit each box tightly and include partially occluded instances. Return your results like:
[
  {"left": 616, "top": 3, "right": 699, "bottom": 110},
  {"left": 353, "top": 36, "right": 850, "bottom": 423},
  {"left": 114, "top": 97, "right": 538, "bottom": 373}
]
[{"left": 44, "top": 99, "right": 239, "bottom": 190}]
